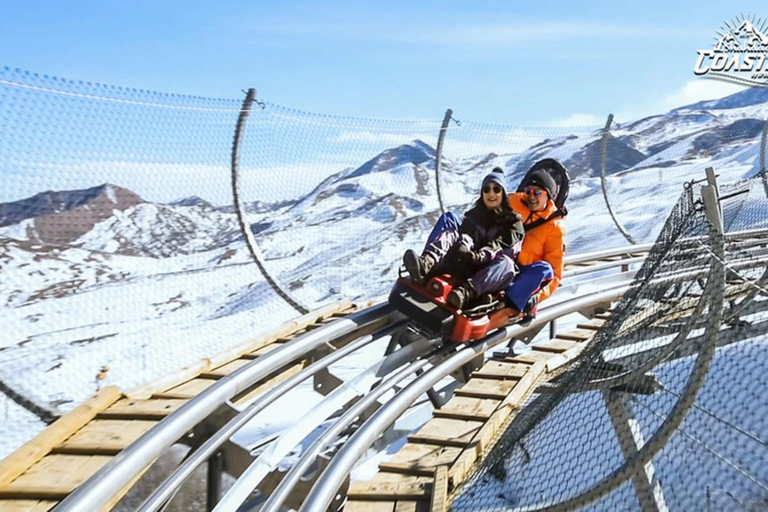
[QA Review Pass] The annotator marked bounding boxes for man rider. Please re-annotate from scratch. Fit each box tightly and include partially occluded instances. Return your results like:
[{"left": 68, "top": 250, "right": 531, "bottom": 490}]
[{"left": 504, "top": 163, "right": 566, "bottom": 320}]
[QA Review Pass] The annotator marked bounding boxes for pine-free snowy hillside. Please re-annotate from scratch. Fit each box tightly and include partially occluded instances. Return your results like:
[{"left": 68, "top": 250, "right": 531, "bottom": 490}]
[{"left": 1, "top": 85, "right": 767, "bottom": 461}]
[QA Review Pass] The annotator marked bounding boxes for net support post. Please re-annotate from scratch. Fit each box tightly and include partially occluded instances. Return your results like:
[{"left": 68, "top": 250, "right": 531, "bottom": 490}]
[
  {"left": 701, "top": 184, "right": 724, "bottom": 235},
  {"left": 599, "top": 113, "right": 637, "bottom": 245},
  {"left": 602, "top": 390, "right": 669, "bottom": 512},
  {"left": 760, "top": 118, "right": 767, "bottom": 173},
  {"left": 230, "top": 88, "right": 308, "bottom": 314},
  {"left": 434, "top": 108, "right": 453, "bottom": 214},
  {"left": 705, "top": 166, "right": 723, "bottom": 221}
]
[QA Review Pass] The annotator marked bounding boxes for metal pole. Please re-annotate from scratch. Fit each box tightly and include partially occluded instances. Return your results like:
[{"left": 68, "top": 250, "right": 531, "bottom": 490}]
[
  {"left": 603, "top": 390, "right": 669, "bottom": 512},
  {"left": 702, "top": 185, "right": 724, "bottom": 235},
  {"left": 230, "top": 88, "right": 308, "bottom": 314},
  {"left": 760, "top": 119, "right": 767, "bottom": 173},
  {"left": 599, "top": 113, "right": 637, "bottom": 245},
  {"left": 434, "top": 109, "right": 453, "bottom": 214},
  {"left": 207, "top": 451, "right": 223, "bottom": 511},
  {"left": 705, "top": 166, "right": 723, "bottom": 225}
]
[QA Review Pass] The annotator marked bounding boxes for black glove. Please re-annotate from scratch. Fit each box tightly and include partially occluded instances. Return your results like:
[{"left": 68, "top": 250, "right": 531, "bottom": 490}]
[
  {"left": 456, "top": 244, "right": 483, "bottom": 266},
  {"left": 523, "top": 293, "right": 539, "bottom": 314},
  {"left": 492, "top": 208, "right": 522, "bottom": 225}
]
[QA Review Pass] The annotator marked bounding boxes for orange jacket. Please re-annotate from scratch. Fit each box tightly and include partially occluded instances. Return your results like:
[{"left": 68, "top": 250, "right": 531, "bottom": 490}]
[{"left": 508, "top": 192, "right": 566, "bottom": 302}]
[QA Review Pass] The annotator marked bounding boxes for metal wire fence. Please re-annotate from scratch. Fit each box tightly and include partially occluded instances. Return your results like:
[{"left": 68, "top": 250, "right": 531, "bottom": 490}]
[
  {"left": 0, "top": 67, "right": 765, "bottom": 470},
  {"left": 452, "top": 172, "right": 768, "bottom": 511}
]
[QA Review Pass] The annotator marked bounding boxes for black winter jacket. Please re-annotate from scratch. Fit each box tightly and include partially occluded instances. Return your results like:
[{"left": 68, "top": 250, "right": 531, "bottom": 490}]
[{"left": 459, "top": 204, "right": 525, "bottom": 265}]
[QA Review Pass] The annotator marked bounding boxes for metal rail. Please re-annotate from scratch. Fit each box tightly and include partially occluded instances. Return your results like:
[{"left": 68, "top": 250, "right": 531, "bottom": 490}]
[
  {"left": 213, "top": 333, "right": 451, "bottom": 510},
  {"left": 49, "top": 242, "right": 714, "bottom": 510},
  {"left": 56, "top": 303, "right": 398, "bottom": 512},
  {"left": 300, "top": 285, "right": 634, "bottom": 512},
  {"left": 51, "top": 245, "right": 649, "bottom": 510},
  {"left": 258, "top": 357, "right": 436, "bottom": 512},
  {"left": 139, "top": 320, "right": 408, "bottom": 511}
]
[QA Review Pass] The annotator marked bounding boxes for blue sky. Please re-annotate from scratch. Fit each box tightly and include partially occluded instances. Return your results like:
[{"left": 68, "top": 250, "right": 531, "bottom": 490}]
[{"left": 0, "top": 1, "right": 763, "bottom": 125}]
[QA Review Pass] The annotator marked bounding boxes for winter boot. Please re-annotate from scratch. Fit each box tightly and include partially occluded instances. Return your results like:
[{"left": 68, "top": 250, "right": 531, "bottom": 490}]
[
  {"left": 447, "top": 279, "right": 477, "bottom": 310},
  {"left": 403, "top": 249, "right": 436, "bottom": 284}
]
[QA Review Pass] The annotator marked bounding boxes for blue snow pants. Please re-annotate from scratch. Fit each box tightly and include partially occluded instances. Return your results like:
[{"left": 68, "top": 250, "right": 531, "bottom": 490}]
[{"left": 504, "top": 261, "right": 554, "bottom": 311}]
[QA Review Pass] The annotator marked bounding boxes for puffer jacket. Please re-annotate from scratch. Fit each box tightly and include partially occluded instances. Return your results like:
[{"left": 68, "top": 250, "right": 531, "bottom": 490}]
[
  {"left": 460, "top": 203, "right": 525, "bottom": 265},
  {"left": 508, "top": 192, "right": 566, "bottom": 302}
]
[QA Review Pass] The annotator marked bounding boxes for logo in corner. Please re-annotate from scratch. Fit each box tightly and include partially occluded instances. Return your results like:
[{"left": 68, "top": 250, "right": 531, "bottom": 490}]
[{"left": 694, "top": 14, "right": 768, "bottom": 87}]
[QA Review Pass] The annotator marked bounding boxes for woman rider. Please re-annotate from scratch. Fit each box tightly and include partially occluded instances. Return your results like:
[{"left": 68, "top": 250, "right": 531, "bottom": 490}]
[{"left": 402, "top": 167, "right": 525, "bottom": 309}]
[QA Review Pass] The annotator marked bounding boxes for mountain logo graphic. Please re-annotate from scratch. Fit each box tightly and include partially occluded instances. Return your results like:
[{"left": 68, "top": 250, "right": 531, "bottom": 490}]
[{"left": 695, "top": 14, "right": 768, "bottom": 87}]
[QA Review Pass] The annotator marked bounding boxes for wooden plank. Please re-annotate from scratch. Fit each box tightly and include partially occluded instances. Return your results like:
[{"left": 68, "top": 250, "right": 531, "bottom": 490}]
[
  {"left": 448, "top": 446, "right": 480, "bottom": 486},
  {"left": 0, "top": 455, "right": 111, "bottom": 499},
  {"left": 348, "top": 481, "right": 430, "bottom": 500},
  {"left": 396, "top": 501, "right": 428, "bottom": 512},
  {"left": 556, "top": 328, "right": 597, "bottom": 341},
  {"left": 408, "top": 418, "right": 483, "bottom": 447},
  {"left": 247, "top": 343, "right": 282, "bottom": 357},
  {"left": 505, "top": 350, "right": 553, "bottom": 365},
  {"left": 53, "top": 419, "right": 157, "bottom": 455},
  {"left": 0, "top": 500, "right": 57, "bottom": 512},
  {"left": 98, "top": 398, "right": 186, "bottom": 420},
  {"left": 577, "top": 318, "right": 606, "bottom": 330},
  {"left": 124, "top": 301, "right": 352, "bottom": 399},
  {"left": 379, "top": 443, "right": 462, "bottom": 475},
  {"left": 344, "top": 502, "right": 396, "bottom": 512},
  {"left": 500, "top": 361, "right": 546, "bottom": 409},
  {"left": 454, "top": 378, "right": 519, "bottom": 400},
  {"left": 470, "top": 361, "right": 528, "bottom": 381},
  {"left": 546, "top": 345, "right": 587, "bottom": 372},
  {"left": 531, "top": 339, "right": 579, "bottom": 353},
  {"left": 0, "top": 386, "right": 121, "bottom": 488},
  {"left": 125, "top": 360, "right": 211, "bottom": 400},
  {"left": 433, "top": 396, "right": 499, "bottom": 421},
  {"left": 153, "top": 378, "right": 217, "bottom": 399},
  {"left": 200, "top": 358, "right": 251, "bottom": 378},
  {"left": 430, "top": 466, "right": 448, "bottom": 512}
]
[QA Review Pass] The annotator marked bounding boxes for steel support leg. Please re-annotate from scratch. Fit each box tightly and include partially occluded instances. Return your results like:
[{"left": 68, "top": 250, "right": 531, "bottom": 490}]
[
  {"left": 603, "top": 390, "right": 669, "bottom": 512},
  {"left": 207, "top": 451, "right": 223, "bottom": 511}
]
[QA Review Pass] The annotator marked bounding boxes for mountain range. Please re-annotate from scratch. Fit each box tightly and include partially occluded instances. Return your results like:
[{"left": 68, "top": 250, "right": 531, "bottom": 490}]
[{"left": 1, "top": 84, "right": 767, "bottom": 459}]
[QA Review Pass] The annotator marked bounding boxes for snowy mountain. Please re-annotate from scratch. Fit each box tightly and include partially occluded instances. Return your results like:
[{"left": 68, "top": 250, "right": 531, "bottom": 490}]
[
  {"left": 681, "top": 87, "right": 768, "bottom": 111},
  {"left": 347, "top": 139, "right": 435, "bottom": 179},
  {"left": 74, "top": 203, "right": 241, "bottom": 258},
  {"left": 2, "top": 84, "right": 768, "bottom": 461},
  {"left": 0, "top": 184, "right": 143, "bottom": 245},
  {"left": 169, "top": 195, "right": 215, "bottom": 209}
]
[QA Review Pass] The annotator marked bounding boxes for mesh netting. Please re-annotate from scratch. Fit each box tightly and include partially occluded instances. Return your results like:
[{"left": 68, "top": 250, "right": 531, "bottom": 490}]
[
  {"left": 452, "top": 173, "right": 768, "bottom": 511},
  {"left": 0, "top": 67, "right": 766, "bottom": 468}
]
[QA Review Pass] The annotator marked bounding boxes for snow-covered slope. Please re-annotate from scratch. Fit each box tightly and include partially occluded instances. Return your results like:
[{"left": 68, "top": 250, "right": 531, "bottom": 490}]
[{"left": 1, "top": 85, "right": 767, "bottom": 461}]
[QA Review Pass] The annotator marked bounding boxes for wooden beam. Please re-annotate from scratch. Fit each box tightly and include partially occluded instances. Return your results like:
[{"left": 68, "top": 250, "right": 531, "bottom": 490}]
[
  {"left": 430, "top": 466, "right": 448, "bottom": 512},
  {"left": 0, "top": 387, "right": 121, "bottom": 488}
]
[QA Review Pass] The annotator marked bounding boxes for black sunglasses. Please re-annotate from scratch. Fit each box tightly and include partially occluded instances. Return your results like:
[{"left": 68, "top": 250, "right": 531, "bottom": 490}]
[
  {"left": 482, "top": 185, "right": 502, "bottom": 194},
  {"left": 524, "top": 187, "right": 546, "bottom": 197}
]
